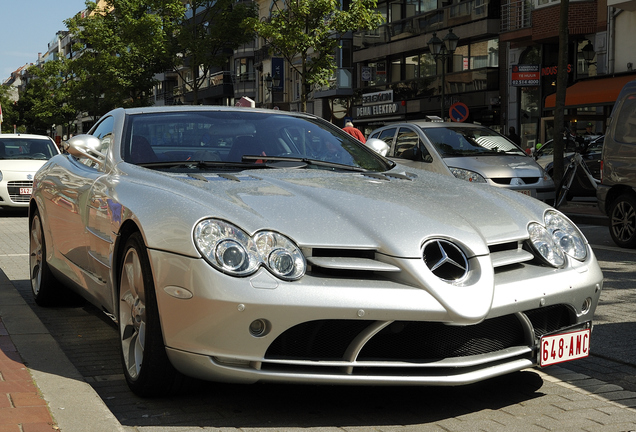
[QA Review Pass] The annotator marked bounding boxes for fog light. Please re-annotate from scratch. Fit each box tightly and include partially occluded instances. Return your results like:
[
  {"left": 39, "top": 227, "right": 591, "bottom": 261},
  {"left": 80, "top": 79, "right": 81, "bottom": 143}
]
[
  {"left": 249, "top": 319, "right": 269, "bottom": 337},
  {"left": 581, "top": 297, "right": 592, "bottom": 314}
]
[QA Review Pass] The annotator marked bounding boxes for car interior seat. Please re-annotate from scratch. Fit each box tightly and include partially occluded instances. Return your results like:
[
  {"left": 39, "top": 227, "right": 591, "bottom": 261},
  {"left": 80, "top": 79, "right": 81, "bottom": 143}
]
[{"left": 130, "top": 136, "right": 159, "bottom": 163}]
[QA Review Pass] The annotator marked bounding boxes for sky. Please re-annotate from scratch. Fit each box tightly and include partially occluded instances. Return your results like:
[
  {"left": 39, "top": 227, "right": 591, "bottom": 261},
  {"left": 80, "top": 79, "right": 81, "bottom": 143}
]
[{"left": 0, "top": 0, "right": 88, "bottom": 80}]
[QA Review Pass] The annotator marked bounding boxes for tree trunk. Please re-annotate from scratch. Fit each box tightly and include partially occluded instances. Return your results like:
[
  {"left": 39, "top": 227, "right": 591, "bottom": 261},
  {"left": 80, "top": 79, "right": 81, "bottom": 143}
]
[{"left": 553, "top": 0, "right": 570, "bottom": 186}]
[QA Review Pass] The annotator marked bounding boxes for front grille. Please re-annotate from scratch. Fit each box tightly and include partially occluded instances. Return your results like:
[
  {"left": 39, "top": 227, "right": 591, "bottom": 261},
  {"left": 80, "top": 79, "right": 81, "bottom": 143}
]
[
  {"left": 491, "top": 177, "right": 540, "bottom": 185},
  {"left": 524, "top": 304, "right": 574, "bottom": 338},
  {"left": 7, "top": 181, "right": 33, "bottom": 203},
  {"left": 266, "top": 314, "right": 526, "bottom": 362}
]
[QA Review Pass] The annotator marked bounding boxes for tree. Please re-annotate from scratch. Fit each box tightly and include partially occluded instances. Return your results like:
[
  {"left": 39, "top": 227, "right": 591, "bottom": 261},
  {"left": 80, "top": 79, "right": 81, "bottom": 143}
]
[
  {"left": 170, "top": 0, "right": 258, "bottom": 105},
  {"left": 552, "top": 0, "right": 570, "bottom": 186},
  {"left": 0, "top": 86, "right": 17, "bottom": 134},
  {"left": 250, "top": 0, "right": 383, "bottom": 112},
  {"left": 65, "top": 0, "right": 185, "bottom": 113},
  {"left": 20, "top": 60, "right": 79, "bottom": 136}
]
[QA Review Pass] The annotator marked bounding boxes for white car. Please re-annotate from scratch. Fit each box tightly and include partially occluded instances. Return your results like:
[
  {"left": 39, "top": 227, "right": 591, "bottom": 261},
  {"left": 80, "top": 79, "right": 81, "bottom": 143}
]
[{"left": 0, "top": 134, "right": 60, "bottom": 208}]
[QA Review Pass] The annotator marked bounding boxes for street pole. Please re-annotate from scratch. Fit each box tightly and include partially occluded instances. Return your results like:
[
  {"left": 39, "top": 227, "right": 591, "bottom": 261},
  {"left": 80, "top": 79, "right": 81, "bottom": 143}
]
[{"left": 427, "top": 30, "right": 459, "bottom": 121}]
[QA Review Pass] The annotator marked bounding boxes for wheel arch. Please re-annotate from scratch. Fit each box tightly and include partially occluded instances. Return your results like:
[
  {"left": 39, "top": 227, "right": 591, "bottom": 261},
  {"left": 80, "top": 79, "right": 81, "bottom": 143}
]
[{"left": 604, "top": 185, "right": 636, "bottom": 214}]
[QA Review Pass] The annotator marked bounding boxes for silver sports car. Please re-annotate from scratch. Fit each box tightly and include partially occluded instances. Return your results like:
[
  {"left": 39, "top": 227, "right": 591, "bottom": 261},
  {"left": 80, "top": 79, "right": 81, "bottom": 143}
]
[{"left": 29, "top": 106, "right": 603, "bottom": 397}]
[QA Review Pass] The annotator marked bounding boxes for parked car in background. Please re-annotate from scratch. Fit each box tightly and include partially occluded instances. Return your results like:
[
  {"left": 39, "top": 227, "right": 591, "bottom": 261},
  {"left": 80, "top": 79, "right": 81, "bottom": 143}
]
[
  {"left": 0, "top": 134, "right": 59, "bottom": 209},
  {"left": 534, "top": 134, "right": 602, "bottom": 170},
  {"left": 597, "top": 78, "right": 636, "bottom": 248},
  {"left": 368, "top": 121, "right": 555, "bottom": 203},
  {"left": 543, "top": 135, "right": 604, "bottom": 201},
  {"left": 30, "top": 106, "right": 602, "bottom": 397}
]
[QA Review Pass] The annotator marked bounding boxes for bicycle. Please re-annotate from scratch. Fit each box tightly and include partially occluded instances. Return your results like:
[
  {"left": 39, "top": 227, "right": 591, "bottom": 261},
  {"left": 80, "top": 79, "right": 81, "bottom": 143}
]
[{"left": 554, "top": 146, "right": 601, "bottom": 209}]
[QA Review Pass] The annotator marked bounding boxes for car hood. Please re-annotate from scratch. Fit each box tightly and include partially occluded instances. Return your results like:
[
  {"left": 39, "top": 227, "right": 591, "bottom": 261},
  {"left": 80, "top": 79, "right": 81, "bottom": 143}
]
[
  {"left": 125, "top": 165, "right": 547, "bottom": 259},
  {"left": 0, "top": 159, "right": 48, "bottom": 173},
  {"left": 443, "top": 154, "right": 545, "bottom": 178}
]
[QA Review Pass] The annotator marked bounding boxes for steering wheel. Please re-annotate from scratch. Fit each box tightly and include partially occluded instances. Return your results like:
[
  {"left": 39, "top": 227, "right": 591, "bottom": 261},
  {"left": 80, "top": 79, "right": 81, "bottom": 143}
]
[{"left": 31, "top": 153, "right": 48, "bottom": 159}]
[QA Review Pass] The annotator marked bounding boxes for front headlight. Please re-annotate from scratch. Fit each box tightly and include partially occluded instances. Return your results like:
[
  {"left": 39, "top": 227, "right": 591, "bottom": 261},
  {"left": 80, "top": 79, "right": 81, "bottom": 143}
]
[
  {"left": 528, "top": 210, "right": 587, "bottom": 267},
  {"left": 194, "top": 219, "right": 306, "bottom": 280},
  {"left": 449, "top": 167, "right": 487, "bottom": 183}
]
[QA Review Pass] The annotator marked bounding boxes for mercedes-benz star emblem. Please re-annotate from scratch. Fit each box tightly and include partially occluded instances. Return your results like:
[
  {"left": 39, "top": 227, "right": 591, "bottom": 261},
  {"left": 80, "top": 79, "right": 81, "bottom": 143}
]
[{"left": 422, "top": 239, "right": 469, "bottom": 282}]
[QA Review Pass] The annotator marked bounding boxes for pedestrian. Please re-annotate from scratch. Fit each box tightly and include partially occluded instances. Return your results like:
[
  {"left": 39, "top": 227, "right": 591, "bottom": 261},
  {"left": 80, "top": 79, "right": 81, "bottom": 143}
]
[
  {"left": 343, "top": 120, "right": 366, "bottom": 143},
  {"left": 507, "top": 126, "right": 521, "bottom": 146},
  {"left": 584, "top": 122, "right": 595, "bottom": 135}
]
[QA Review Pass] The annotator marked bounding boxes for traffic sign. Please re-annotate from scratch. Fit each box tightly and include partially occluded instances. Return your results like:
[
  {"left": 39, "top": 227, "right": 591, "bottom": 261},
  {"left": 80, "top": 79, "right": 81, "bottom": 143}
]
[{"left": 449, "top": 102, "right": 469, "bottom": 122}]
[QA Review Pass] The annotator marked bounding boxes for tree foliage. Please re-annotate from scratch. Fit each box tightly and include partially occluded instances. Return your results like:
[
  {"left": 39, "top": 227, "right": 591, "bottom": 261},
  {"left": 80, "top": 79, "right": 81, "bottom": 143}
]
[
  {"left": 250, "top": 0, "right": 383, "bottom": 112},
  {"left": 65, "top": 0, "right": 185, "bottom": 113}
]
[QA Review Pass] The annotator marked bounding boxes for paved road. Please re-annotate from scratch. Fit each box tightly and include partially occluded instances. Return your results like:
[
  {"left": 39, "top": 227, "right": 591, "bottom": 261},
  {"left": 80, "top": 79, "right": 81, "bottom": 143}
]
[{"left": 2, "top": 209, "right": 636, "bottom": 432}]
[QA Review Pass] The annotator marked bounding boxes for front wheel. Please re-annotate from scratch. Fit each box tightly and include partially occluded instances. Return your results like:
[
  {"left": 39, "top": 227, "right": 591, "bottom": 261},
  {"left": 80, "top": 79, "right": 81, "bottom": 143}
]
[
  {"left": 118, "top": 232, "right": 182, "bottom": 397},
  {"left": 29, "top": 209, "right": 65, "bottom": 306},
  {"left": 609, "top": 194, "right": 636, "bottom": 248}
]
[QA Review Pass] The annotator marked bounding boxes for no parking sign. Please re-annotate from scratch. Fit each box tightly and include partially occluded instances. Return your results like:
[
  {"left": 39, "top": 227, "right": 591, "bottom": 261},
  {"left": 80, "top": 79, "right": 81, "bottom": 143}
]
[{"left": 449, "top": 102, "right": 469, "bottom": 122}]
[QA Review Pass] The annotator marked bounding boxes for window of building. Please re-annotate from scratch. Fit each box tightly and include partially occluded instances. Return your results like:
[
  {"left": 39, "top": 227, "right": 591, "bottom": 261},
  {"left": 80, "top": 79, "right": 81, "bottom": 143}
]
[
  {"left": 367, "top": 61, "right": 387, "bottom": 86},
  {"left": 470, "top": 39, "right": 499, "bottom": 69},
  {"left": 405, "top": 55, "right": 419, "bottom": 79},
  {"left": 391, "top": 58, "right": 403, "bottom": 82}
]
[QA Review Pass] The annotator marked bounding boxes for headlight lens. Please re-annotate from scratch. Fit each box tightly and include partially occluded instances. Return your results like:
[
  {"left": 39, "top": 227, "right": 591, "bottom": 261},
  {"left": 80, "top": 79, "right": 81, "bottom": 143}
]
[
  {"left": 449, "top": 167, "right": 487, "bottom": 183},
  {"left": 528, "top": 210, "right": 587, "bottom": 267},
  {"left": 544, "top": 210, "right": 587, "bottom": 261},
  {"left": 194, "top": 219, "right": 306, "bottom": 280}
]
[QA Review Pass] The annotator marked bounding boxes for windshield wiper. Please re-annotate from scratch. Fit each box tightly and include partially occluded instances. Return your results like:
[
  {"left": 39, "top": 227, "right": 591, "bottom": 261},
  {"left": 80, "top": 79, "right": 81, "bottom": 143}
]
[
  {"left": 136, "top": 160, "right": 271, "bottom": 170},
  {"left": 242, "top": 155, "right": 368, "bottom": 172}
]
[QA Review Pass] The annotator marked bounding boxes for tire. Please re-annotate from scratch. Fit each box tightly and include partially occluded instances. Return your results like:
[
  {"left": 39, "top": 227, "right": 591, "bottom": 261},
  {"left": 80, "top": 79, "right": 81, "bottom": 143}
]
[
  {"left": 29, "top": 209, "right": 65, "bottom": 306},
  {"left": 555, "top": 165, "right": 576, "bottom": 209},
  {"left": 118, "top": 232, "right": 182, "bottom": 397},
  {"left": 609, "top": 193, "right": 636, "bottom": 248}
]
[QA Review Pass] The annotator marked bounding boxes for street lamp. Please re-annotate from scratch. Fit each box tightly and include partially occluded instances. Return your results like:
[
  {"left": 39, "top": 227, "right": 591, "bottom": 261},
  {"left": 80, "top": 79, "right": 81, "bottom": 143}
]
[
  {"left": 581, "top": 41, "right": 596, "bottom": 66},
  {"left": 265, "top": 72, "right": 281, "bottom": 93},
  {"left": 427, "top": 29, "right": 460, "bottom": 119}
]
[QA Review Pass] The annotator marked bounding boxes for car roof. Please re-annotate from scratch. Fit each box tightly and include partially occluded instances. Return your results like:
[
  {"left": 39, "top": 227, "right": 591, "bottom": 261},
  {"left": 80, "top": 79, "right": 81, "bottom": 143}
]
[
  {"left": 375, "top": 121, "right": 491, "bottom": 130},
  {"left": 0, "top": 133, "right": 54, "bottom": 140},
  {"left": 112, "top": 105, "right": 317, "bottom": 119}
]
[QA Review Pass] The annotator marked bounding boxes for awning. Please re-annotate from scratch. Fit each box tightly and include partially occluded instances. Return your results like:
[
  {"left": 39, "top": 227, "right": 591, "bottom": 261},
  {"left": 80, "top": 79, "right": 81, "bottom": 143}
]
[{"left": 544, "top": 74, "right": 636, "bottom": 108}]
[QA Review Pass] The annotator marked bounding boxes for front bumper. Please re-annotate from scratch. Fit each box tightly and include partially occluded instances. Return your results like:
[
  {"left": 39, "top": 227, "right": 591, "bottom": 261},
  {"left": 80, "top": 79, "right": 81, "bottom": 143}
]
[{"left": 148, "top": 246, "right": 602, "bottom": 386}]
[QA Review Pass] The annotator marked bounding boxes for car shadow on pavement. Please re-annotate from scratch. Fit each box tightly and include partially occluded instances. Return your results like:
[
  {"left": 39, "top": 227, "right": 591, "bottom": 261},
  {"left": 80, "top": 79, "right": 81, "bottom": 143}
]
[{"left": 8, "top": 275, "right": 558, "bottom": 429}]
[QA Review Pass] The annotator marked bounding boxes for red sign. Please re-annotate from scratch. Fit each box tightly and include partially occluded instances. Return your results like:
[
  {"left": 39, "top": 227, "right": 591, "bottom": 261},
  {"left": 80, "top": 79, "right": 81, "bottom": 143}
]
[
  {"left": 511, "top": 64, "right": 540, "bottom": 86},
  {"left": 449, "top": 102, "right": 469, "bottom": 122}
]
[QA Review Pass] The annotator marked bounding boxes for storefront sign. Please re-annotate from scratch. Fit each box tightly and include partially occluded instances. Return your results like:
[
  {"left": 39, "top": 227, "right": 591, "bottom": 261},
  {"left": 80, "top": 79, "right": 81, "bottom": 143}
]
[
  {"left": 511, "top": 64, "right": 540, "bottom": 86},
  {"left": 355, "top": 103, "right": 400, "bottom": 118},
  {"left": 362, "top": 90, "right": 393, "bottom": 106}
]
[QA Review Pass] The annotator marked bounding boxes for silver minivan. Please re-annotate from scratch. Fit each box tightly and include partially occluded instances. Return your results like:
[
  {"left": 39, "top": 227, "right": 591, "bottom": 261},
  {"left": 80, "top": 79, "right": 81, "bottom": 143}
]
[
  {"left": 368, "top": 121, "right": 555, "bottom": 203},
  {"left": 596, "top": 79, "right": 636, "bottom": 248}
]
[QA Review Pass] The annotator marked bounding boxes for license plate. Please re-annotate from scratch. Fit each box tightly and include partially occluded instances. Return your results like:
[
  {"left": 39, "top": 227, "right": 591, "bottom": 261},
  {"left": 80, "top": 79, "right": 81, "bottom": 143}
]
[
  {"left": 540, "top": 329, "right": 590, "bottom": 366},
  {"left": 19, "top": 187, "right": 32, "bottom": 195},
  {"left": 517, "top": 189, "right": 531, "bottom": 196}
]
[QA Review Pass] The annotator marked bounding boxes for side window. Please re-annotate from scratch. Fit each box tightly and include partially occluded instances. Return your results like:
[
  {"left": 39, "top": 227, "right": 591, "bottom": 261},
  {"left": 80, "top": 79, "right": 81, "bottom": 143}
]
[
  {"left": 376, "top": 128, "right": 397, "bottom": 155},
  {"left": 76, "top": 116, "right": 114, "bottom": 169},
  {"left": 393, "top": 127, "right": 432, "bottom": 162},
  {"left": 614, "top": 95, "right": 636, "bottom": 144},
  {"left": 91, "top": 116, "right": 115, "bottom": 157}
]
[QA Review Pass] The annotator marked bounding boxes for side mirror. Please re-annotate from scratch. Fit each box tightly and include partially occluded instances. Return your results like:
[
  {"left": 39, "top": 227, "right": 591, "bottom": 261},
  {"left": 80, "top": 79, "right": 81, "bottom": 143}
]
[
  {"left": 365, "top": 138, "right": 390, "bottom": 156},
  {"left": 63, "top": 135, "right": 105, "bottom": 166}
]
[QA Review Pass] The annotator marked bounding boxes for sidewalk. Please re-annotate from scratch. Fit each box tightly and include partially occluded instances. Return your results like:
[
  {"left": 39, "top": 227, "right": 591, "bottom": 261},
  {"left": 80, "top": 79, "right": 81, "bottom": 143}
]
[
  {"left": 0, "top": 272, "right": 125, "bottom": 432},
  {"left": 0, "top": 317, "right": 56, "bottom": 432}
]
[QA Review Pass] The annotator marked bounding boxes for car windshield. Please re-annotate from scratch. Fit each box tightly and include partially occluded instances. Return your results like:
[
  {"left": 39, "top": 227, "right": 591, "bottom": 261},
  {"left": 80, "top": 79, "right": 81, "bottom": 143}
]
[
  {"left": 421, "top": 127, "right": 526, "bottom": 157},
  {"left": 0, "top": 137, "right": 58, "bottom": 160},
  {"left": 122, "top": 110, "right": 392, "bottom": 172}
]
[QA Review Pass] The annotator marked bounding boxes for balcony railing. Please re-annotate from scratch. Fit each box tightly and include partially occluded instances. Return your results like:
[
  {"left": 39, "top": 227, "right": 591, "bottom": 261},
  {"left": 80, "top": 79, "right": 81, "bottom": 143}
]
[
  {"left": 500, "top": 0, "right": 532, "bottom": 32},
  {"left": 354, "top": 0, "right": 495, "bottom": 50}
]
